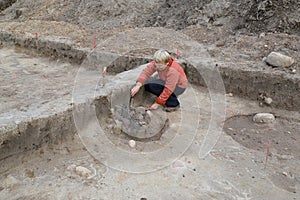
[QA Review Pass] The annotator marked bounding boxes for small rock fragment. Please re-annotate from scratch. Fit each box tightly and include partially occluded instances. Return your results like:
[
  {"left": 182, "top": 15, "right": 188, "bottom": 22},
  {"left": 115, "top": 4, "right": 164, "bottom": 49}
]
[
  {"left": 276, "top": 154, "right": 294, "bottom": 160},
  {"left": 282, "top": 171, "right": 288, "bottom": 176},
  {"left": 216, "top": 40, "right": 225, "bottom": 47},
  {"left": 75, "top": 166, "right": 92, "bottom": 178},
  {"left": 290, "top": 69, "right": 296, "bottom": 74},
  {"left": 128, "top": 140, "right": 136, "bottom": 148},
  {"left": 112, "top": 125, "right": 122, "bottom": 135},
  {"left": 226, "top": 93, "right": 233, "bottom": 97},
  {"left": 253, "top": 113, "right": 275, "bottom": 124},
  {"left": 265, "top": 52, "right": 295, "bottom": 68},
  {"left": 264, "top": 97, "right": 273, "bottom": 105},
  {"left": 25, "top": 169, "right": 35, "bottom": 178},
  {"left": 67, "top": 164, "right": 77, "bottom": 172},
  {"left": 259, "top": 32, "right": 266, "bottom": 38}
]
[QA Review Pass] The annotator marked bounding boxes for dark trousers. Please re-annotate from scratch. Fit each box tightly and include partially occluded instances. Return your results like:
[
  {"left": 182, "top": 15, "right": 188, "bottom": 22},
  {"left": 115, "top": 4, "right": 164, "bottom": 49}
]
[{"left": 144, "top": 79, "right": 185, "bottom": 107}]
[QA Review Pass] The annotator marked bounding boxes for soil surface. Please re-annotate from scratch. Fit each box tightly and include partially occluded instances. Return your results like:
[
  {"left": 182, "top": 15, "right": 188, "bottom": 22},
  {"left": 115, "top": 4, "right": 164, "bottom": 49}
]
[
  {"left": 0, "top": 0, "right": 299, "bottom": 199},
  {"left": 224, "top": 115, "right": 300, "bottom": 160}
]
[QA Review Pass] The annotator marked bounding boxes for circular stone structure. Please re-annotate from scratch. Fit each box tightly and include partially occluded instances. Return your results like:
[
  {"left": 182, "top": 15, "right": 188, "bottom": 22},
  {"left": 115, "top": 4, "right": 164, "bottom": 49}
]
[{"left": 111, "top": 86, "right": 168, "bottom": 140}]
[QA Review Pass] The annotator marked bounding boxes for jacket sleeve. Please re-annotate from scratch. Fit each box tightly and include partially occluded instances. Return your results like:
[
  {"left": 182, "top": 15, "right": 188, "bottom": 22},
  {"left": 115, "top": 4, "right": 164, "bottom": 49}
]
[
  {"left": 156, "top": 69, "right": 179, "bottom": 105},
  {"left": 136, "top": 61, "right": 156, "bottom": 85}
]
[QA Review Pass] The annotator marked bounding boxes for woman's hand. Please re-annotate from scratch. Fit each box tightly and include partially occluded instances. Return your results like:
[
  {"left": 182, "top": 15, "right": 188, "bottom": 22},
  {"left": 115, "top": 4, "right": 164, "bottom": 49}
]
[{"left": 131, "top": 82, "right": 142, "bottom": 97}]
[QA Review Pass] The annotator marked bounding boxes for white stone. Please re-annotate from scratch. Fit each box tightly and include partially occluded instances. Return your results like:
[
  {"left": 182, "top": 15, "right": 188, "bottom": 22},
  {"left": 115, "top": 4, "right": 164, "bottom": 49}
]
[
  {"left": 259, "top": 32, "right": 266, "bottom": 38},
  {"left": 75, "top": 166, "right": 92, "bottom": 177},
  {"left": 67, "top": 164, "right": 77, "bottom": 172},
  {"left": 265, "top": 52, "right": 295, "bottom": 68},
  {"left": 253, "top": 113, "right": 275, "bottom": 123},
  {"left": 264, "top": 97, "right": 273, "bottom": 105},
  {"left": 282, "top": 171, "right": 288, "bottom": 176},
  {"left": 128, "top": 140, "right": 136, "bottom": 148}
]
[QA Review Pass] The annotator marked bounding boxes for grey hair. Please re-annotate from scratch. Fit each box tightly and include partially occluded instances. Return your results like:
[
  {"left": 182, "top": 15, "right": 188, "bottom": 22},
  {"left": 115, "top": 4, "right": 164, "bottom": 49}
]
[{"left": 154, "top": 49, "right": 170, "bottom": 64}]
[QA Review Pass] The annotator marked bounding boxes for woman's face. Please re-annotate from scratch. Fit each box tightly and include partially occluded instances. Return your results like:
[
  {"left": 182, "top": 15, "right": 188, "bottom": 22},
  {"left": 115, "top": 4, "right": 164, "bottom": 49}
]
[{"left": 156, "top": 62, "right": 168, "bottom": 71}]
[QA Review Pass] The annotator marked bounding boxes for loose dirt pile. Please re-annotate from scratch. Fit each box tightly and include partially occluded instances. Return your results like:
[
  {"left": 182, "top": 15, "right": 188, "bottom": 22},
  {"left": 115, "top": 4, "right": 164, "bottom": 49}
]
[{"left": 1, "top": 0, "right": 299, "bottom": 34}]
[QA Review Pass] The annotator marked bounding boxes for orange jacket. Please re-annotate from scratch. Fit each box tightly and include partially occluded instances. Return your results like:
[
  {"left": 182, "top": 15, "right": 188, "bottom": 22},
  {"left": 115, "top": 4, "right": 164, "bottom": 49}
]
[{"left": 136, "top": 57, "right": 188, "bottom": 105}]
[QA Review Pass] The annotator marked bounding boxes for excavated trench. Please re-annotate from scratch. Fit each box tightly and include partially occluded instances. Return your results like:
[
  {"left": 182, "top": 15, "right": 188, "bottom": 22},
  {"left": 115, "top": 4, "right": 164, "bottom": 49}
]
[{"left": 0, "top": 31, "right": 300, "bottom": 162}]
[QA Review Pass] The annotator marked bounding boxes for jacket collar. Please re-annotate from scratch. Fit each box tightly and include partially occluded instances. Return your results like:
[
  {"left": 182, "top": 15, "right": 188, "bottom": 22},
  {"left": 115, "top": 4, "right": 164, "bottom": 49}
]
[{"left": 167, "top": 57, "right": 174, "bottom": 67}]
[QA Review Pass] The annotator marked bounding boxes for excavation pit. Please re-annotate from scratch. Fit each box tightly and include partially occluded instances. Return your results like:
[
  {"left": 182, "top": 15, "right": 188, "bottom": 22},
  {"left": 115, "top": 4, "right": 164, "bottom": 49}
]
[
  {"left": 0, "top": 1, "right": 300, "bottom": 198},
  {"left": 0, "top": 41, "right": 299, "bottom": 199},
  {"left": 110, "top": 86, "right": 169, "bottom": 141}
]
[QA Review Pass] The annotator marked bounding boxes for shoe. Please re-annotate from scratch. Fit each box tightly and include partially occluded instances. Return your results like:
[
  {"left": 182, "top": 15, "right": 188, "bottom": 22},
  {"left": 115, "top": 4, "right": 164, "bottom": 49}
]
[{"left": 163, "top": 105, "right": 180, "bottom": 112}]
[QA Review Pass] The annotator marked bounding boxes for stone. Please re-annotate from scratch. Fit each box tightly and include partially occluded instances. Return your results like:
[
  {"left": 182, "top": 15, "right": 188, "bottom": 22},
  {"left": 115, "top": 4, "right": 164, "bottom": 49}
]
[
  {"left": 215, "top": 40, "right": 226, "bottom": 47},
  {"left": 15, "top": 8, "right": 29, "bottom": 19},
  {"left": 264, "top": 97, "right": 273, "bottom": 105},
  {"left": 290, "top": 69, "right": 296, "bottom": 74},
  {"left": 25, "top": 169, "right": 35, "bottom": 178},
  {"left": 259, "top": 32, "right": 266, "bottom": 38},
  {"left": 112, "top": 125, "right": 122, "bottom": 135},
  {"left": 75, "top": 166, "right": 92, "bottom": 178},
  {"left": 276, "top": 154, "right": 294, "bottom": 160},
  {"left": 128, "top": 140, "right": 136, "bottom": 148},
  {"left": 265, "top": 52, "right": 295, "bottom": 68},
  {"left": 282, "top": 171, "right": 288, "bottom": 176},
  {"left": 66, "top": 164, "right": 77, "bottom": 172},
  {"left": 253, "top": 113, "right": 275, "bottom": 124}
]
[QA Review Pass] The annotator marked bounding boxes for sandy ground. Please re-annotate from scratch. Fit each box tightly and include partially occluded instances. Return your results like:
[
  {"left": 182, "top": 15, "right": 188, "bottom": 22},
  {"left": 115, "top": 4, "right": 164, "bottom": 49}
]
[
  {"left": 0, "top": 49, "right": 299, "bottom": 199},
  {"left": 0, "top": 0, "right": 299, "bottom": 199},
  {"left": 0, "top": 83, "right": 299, "bottom": 199}
]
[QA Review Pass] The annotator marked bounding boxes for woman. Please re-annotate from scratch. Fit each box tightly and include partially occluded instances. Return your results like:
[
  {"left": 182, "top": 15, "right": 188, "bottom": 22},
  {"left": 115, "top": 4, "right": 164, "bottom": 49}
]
[{"left": 131, "top": 49, "right": 188, "bottom": 112}]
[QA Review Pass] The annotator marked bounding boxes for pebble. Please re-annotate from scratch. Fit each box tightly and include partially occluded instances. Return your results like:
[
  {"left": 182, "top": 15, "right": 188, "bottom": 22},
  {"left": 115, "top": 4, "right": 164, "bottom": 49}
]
[
  {"left": 259, "top": 32, "right": 266, "bottom": 38},
  {"left": 282, "top": 171, "right": 288, "bottom": 176},
  {"left": 128, "top": 140, "right": 136, "bottom": 148},
  {"left": 264, "top": 97, "right": 273, "bottom": 105},
  {"left": 75, "top": 166, "right": 92, "bottom": 178},
  {"left": 253, "top": 113, "right": 275, "bottom": 124},
  {"left": 290, "top": 69, "right": 296, "bottom": 74},
  {"left": 66, "top": 164, "right": 77, "bottom": 172},
  {"left": 216, "top": 40, "right": 226, "bottom": 47},
  {"left": 112, "top": 125, "right": 122, "bottom": 135},
  {"left": 276, "top": 154, "right": 294, "bottom": 160},
  {"left": 25, "top": 169, "right": 35, "bottom": 178},
  {"left": 265, "top": 52, "right": 295, "bottom": 68}
]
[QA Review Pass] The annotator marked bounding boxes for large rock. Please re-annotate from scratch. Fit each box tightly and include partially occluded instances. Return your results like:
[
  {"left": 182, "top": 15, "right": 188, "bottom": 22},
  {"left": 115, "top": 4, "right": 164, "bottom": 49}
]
[
  {"left": 253, "top": 113, "right": 275, "bottom": 124},
  {"left": 265, "top": 52, "right": 295, "bottom": 68}
]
